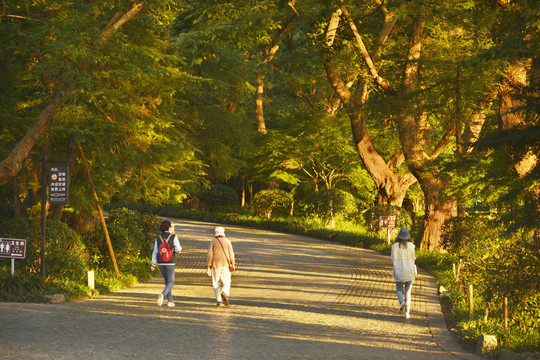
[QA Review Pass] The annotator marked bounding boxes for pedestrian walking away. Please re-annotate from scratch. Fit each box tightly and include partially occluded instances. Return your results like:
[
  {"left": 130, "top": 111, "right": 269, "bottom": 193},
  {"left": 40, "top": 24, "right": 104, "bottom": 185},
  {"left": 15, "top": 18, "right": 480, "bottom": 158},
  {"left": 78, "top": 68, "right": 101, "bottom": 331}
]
[
  {"left": 206, "top": 226, "right": 235, "bottom": 306},
  {"left": 391, "top": 227, "right": 417, "bottom": 319},
  {"left": 151, "top": 220, "right": 182, "bottom": 307}
]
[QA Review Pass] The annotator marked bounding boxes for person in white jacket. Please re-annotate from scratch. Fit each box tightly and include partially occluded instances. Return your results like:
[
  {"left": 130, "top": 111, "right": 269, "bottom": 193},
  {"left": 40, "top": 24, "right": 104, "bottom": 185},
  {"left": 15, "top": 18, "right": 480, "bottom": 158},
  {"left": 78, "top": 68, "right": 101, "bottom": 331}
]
[{"left": 391, "top": 228, "right": 417, "bottom": 319}]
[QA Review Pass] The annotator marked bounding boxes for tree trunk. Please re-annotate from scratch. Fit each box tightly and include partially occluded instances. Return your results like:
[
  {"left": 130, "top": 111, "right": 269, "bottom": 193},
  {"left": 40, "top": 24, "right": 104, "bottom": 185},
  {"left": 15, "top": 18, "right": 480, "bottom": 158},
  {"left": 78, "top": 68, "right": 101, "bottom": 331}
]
[
  {"left": 323, "top": 7, "right": 415, "bottom": 207},
  {"left": 255, "top": 76, "right": 267, "bottom": 134},
  {"left": 394, "top": 6, "right": 456, "bottom": 250},
  {"left": 414, "top": 175, "right": 455, "bottom": 250},
  {"left": 254, "top": 13, "right": 297, "bottom": 135},
  {"left": 0, "top": 87, "right": 72, "bottom": 185},
  {"left": 324, "top": 64, "right": 416, "bottom": 206}
]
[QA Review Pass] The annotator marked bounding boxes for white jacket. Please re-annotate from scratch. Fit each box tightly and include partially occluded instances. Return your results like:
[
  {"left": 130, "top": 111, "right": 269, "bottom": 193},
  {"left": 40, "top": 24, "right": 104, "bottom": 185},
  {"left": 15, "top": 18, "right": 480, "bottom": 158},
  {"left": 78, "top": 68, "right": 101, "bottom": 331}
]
[{"left": 391, "top": 241, "right": 417, "bottom": 282}]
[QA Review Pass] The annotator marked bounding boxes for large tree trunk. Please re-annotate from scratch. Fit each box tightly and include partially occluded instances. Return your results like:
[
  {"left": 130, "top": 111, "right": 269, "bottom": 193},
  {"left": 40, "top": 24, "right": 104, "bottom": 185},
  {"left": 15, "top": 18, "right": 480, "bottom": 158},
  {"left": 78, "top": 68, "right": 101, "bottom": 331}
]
[
  {"left": 415, "top": 176, "right": 455, "bottom": 250},
  {"left": 0, "top": 88, "right": 72, "bottom": 185},
  {"left": 323, "top": 64, "right": 415, "bottom": 206},
  {"left": 323, "top": 6, "right": 416, "bottom": 206},
  {"left": 394, "top": 6, "right": 456, "bottom": 250}
]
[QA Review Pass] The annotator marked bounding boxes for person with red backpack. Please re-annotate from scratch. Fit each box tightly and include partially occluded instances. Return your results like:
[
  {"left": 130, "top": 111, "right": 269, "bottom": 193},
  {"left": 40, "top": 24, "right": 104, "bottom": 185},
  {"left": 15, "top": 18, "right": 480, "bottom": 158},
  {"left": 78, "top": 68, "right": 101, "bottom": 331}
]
[{"left": 151, "top": 220, "right": 182, "bottom": 307}]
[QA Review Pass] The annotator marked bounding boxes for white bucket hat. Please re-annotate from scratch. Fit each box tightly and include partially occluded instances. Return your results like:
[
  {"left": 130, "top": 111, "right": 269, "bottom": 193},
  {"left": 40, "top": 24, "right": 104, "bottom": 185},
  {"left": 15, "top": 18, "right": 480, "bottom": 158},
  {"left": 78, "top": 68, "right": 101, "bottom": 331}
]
[{"left": 214, "top": 226, "right": 226, "bottom": 237}]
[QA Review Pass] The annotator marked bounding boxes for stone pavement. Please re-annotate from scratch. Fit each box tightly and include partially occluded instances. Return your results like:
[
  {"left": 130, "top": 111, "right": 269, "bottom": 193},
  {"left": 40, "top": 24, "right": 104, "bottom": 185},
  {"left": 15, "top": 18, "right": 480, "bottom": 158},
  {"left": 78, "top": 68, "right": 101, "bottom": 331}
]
[{"left": 0, "top": 219, "right": 480, "bottom": 360}]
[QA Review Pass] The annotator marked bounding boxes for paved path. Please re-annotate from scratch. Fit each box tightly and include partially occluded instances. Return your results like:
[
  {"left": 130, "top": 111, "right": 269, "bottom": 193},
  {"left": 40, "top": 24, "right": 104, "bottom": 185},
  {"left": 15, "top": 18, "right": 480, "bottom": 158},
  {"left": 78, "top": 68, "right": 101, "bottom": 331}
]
[{"left": 0, "top": 219, "right": 479, "bottom": 360}]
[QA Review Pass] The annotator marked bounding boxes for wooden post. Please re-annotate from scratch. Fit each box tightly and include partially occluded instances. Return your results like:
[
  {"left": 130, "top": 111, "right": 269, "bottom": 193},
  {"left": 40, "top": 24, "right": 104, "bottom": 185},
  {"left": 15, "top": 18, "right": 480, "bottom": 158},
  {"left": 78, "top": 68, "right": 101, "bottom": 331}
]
[
  {"left": 468, "top": 284, "right": 474, "bottom": 321},
  {"left": 483, "top": 306, "right": 489, "bottom": 323},
  {"left": 77, "top": 143, "right": 120, "bottom": 278},
  {"left": 503, "top": 297, "right": 508, "bottom": 331}
]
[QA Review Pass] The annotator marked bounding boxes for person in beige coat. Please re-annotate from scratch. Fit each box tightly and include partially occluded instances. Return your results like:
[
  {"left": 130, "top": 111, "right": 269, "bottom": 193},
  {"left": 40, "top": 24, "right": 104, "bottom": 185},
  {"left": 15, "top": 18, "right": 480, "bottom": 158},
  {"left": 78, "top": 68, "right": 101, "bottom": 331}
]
[{"left": 206, "top": 226, "right": 235, "bottom": 306}]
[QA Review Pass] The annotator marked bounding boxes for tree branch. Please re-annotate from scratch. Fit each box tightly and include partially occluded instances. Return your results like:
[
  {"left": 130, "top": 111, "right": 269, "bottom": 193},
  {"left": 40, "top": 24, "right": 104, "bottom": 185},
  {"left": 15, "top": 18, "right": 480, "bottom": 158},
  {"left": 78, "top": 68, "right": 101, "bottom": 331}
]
[{"left": 341, "top": 6, "right": 395, "bottom": 95}]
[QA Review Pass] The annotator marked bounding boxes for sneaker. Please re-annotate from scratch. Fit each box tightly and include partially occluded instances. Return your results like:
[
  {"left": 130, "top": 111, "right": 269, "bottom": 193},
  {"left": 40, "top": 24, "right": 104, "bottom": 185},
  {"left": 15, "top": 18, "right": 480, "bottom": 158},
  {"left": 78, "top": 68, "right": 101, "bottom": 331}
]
[
  {"left": 221, "top": 292, "right": 230, "bottom": 306},
  {"left": 167, "top": 302, "right": 175, "bottom": 307},
  {"left": 405, "top": 312, "right": 410, "bottom": 319},
  {"left": 157, "top": 293, "right": 164, "bottom": 307},
  {"left": 216, "top": 302, "right": 223, "bottom": 307},
  {"left": 398, "top": 302, "right": 405, "bottom": 314}
]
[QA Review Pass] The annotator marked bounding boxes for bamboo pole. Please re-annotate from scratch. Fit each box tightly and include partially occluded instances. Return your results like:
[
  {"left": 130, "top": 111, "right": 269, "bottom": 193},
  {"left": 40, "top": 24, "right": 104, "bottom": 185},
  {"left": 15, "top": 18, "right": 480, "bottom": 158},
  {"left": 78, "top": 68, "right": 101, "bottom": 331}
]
[
  {"left": 77, "top": 143, "right": 120, "bottom": 278},
  {"left": 503, "top": 297, "right": 508, "bottom": 331},
  {"left": 468, "top": 284, "right": 474, "bottom": 321}
]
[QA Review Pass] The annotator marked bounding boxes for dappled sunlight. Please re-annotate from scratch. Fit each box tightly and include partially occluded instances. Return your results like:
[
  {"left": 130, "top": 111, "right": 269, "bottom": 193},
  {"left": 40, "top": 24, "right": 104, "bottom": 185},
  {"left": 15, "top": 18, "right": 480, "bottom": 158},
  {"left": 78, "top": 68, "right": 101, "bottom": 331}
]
[{"left": 0, "top": 219, "right": 468, "bottom": 360}]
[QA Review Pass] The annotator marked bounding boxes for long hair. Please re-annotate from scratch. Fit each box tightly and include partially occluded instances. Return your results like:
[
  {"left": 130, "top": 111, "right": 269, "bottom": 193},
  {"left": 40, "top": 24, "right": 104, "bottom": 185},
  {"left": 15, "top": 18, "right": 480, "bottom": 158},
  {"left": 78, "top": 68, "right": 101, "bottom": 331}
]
[{"left": 398, "top": 238, "right": 408, "bottom": 249}]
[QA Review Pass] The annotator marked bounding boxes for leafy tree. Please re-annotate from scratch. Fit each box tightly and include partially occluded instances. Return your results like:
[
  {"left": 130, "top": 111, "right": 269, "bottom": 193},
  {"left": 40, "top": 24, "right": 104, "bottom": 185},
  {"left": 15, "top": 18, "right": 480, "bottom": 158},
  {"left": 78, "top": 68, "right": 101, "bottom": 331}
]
[{"left": 0, "top": 0, "right": 207, "bottom": 223}]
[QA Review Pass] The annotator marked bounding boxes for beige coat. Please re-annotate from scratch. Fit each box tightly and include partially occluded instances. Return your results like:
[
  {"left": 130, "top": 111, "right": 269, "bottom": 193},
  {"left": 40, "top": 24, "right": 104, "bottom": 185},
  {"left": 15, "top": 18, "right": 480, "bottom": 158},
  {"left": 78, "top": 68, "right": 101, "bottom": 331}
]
[{"left": 207, "top": 236, "right": 235, "bottom": 269}]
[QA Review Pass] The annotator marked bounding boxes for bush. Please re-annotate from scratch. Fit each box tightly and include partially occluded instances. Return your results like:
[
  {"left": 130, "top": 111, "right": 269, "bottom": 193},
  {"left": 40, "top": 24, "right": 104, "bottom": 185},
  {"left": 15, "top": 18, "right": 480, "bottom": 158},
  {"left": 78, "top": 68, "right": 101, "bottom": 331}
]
[
  {"left": 301, "top": 189, "right": 358, "bottom": 226},
  {"left": 0, "top": 218, "right": 88, "bottom": 281},
  {"left": 441, "top": 216, "right": 540, "bottom": 352},
  {"left": 0, "top": 273, "right": 48, "bottom": 302},
  {"left": 82, "top": 208, "right": 161, "bottom": 269},
  {"left": 253, "top": 189, "right": 292, "bottom": 219}
]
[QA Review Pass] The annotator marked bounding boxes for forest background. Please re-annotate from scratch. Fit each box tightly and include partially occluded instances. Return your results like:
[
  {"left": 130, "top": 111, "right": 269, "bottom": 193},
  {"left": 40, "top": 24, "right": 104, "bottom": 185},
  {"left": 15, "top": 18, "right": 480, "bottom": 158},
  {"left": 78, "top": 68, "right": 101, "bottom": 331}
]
[{"left": 0, "top": 0, "right": 538, "bottom": 355}]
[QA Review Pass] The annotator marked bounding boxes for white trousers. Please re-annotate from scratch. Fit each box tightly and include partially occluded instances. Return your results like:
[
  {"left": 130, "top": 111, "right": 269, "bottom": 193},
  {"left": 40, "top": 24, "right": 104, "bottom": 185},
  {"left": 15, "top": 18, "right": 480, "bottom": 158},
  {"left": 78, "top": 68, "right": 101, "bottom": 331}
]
[{"left": 211, "top": 266, "right": 231, "bottom": 302}]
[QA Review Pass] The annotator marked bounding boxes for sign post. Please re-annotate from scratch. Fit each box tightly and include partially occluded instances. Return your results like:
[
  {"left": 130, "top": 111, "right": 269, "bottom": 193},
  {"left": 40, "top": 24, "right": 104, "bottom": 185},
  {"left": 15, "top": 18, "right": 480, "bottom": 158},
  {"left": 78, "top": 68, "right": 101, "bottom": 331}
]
[
  {"left": 0, "top": 238, "right": 27, "bottom": 275},
  {"left": 379, "top": 216, "right": 397, "bottom": 244},
  {"left": 40, "top": 158, "right": 70, "bottom": 278}
]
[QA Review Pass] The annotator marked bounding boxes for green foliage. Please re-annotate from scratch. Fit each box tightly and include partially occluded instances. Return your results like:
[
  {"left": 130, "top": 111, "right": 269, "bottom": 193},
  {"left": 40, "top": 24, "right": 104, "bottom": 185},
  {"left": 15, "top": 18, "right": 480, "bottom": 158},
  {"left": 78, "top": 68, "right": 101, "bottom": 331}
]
[
  {"left": 441, "top": 216, "right": 540, "bottom": 351},
  {"left": 82, "top": 208, "right": 161, "bottom": 269},
  {"left": 199, "top": 184, "right": 240, "bottom": 211},
  {"left": 301, "top": 188, "right": 359, "bottom": 225},
  {"left": 0, "top": 273, "right": 48, "bottom": 302},
  {"left": 253, "top": 189, "right": 292, "bottom": 219},
  {"left": 0, "top": 218, "right": 88, "bottom": 281}
]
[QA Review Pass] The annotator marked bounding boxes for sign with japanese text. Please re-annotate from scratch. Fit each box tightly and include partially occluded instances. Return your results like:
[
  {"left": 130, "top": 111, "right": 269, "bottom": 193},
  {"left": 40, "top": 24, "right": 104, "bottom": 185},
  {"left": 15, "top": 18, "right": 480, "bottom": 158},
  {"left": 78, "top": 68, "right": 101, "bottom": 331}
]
[
  {"left": 0, "top": 238, "right": 27, "bottom": 259},
  {"left": 49, "top": 165, "right": 69, "bottom": 205},
  {"left": 379, "top": 216, "right": 397, "bottom": 228}
]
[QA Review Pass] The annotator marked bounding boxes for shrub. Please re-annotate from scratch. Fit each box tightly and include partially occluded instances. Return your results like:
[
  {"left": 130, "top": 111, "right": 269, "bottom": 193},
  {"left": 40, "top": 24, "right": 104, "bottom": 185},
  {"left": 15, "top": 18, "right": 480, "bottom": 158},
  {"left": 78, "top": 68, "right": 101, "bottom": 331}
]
[
  {"left": 253, "top": 189, "right": 292, "bottom": 219},
  {"left": 0, "top": 273, "right": 48, "bottom": 302},
  {"left": 441, "top": 216, "right": 540, "bottom": 352},
  {"left": 0, "top": 218, "right": 88, "bottom": 281},
  {"left": 82, "top": 208, "right": 161, "bottom": 269},
  {"left": 301, "top": 189, "right": 358, "bottom": 226}
]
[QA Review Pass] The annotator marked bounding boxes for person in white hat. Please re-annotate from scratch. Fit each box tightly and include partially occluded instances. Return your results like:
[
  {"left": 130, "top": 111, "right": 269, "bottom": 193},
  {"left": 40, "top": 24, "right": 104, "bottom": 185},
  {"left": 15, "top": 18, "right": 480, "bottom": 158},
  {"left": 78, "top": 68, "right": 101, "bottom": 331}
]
[
  {"left": 391, "top": 228, "right": 417, "bottom": 319},
  {"left": 206, "top": 226, "right": 236, "bottom": 306}
]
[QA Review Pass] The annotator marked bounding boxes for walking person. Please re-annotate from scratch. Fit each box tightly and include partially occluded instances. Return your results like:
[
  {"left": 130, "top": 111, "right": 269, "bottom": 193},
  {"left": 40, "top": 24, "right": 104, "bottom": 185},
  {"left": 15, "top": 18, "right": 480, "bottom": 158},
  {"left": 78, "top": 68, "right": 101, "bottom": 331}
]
[
  {"left": 391, "top": 227, "right": 417, "bottom": 319},
  {"left": 206, "top": 226, "right": 235, "bottom": 306},
  {"left": 151, "top": 220, "right": 182, "bottom": 307}
]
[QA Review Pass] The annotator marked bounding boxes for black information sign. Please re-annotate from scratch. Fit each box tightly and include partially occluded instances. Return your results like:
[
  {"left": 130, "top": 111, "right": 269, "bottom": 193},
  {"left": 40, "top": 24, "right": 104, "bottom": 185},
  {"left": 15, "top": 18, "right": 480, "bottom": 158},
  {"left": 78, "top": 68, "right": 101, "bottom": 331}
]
[
  {"left": 49, "top": 165, "right": 69, "bottom": 205},
  {"left": 0, "top": 238, "right": 27, "bottom": 259}
]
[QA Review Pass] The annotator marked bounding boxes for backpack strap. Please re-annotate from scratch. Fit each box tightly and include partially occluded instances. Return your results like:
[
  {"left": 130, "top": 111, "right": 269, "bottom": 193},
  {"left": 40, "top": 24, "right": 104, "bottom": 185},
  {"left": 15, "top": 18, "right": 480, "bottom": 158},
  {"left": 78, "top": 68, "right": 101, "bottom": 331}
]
[{"left": 159, "top": 233, "right": 173, "bottom": 244}]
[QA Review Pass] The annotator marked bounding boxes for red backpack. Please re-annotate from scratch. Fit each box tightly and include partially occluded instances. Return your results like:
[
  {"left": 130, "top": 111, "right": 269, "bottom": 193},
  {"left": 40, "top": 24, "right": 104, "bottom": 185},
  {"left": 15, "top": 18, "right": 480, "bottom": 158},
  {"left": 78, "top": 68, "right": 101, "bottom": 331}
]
[{"left": 158, "top": 234, "right": 174, "bottom": 262}]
